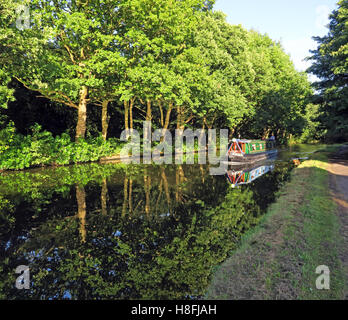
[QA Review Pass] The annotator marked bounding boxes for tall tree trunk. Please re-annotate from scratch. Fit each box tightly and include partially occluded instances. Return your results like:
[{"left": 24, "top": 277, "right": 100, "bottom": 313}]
[
  {"left": 203, "top": 116, "right": 213, "bottom": 129},
  {"left": 163, "top": 104, "right": 173, "bottom": 131},
  {"left": 101, "top": 179, "right": 108, "bottom": 215},
  {"left": 175, "top": 166, "right": 180, "bottom": 202},
  {"left": 200, "top": 165, "right": 205, "bottom": 184},
  {"left": 144, "top": 169, "right": 151, "bottom": 216},
  {"left": 159, "top": 101, "right": 164, "bottom": 127},
  {"left": 122, "top": 177, "right": 129, "bottom": 217},
  {"left": 75, "top": 86, "right": 88, "bottom": 141},
  {"left": 76, "top": 185, "right": 87, "bottom": 243},
  {"left": 146, "top": 100, "right": 152, "bottom": 122},
  {"left": 155, "top": 179, "right": 163, "bottom": 214},
  {"left": 129, "top": 98, "right": 134, "bottom": 129},
  {"left": 128, "top": 179, "right": 133, "bottom": 214},
  {"left": 178, "top": 165, "right": 185, "bottom": 182},
  {"left": 176, "top": 106, "right": 185, "bottom": 130},
  {"left": 101, "top": 100, "right": 109, "bottom": 141},
  {"left": 161, "top": 167, "right": 171, "bottom": 208},
  {"left": 160, "top": 103, "right": 173, "bottom": 143},
  {"left": 177, "top": 106, "right": 181, "bottom": 130},
  {"left": 124, "top": 100, "right": 129, "bottom": 131}
]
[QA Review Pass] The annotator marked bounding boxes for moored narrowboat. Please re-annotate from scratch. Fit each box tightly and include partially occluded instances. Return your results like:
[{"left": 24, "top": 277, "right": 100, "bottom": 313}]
[{"left": 227, "top": 138, "right": 277, "bottom": 164}]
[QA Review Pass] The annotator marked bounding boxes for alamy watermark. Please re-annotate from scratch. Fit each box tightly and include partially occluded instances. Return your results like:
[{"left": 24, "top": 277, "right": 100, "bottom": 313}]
[
  {"left": 315, "top": 265, "right": 330, "bottom": 290},
  {"left": 119, "top": 122, "right": 230, "bottom": 175},
  {"left": 15, "top": 265, "right": 30, "bottom": 290},
  {"left": 15, "top": 4, "right": 30, "bottom": 31}
]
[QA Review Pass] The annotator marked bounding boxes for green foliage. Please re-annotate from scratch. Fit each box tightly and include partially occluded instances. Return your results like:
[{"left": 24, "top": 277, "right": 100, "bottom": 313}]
[
  {"left": 1, "top": 0, "right": 312, "bottom": 149},
  {"left": 237, "top": 31, "right": 312, "bottom": 142},
  {"left": 299, "top": 104, "right": 326, "bottom": 143},
  {"left": 0, "top": 124, "right": 124, "bottom": 170},
  {"left": 189, "top": 11, "right": 311, "bottom": 140},
  {"left": 307, "top": 0, "right": 348, "bottom": 142},
  {"left": 0, "top": 121, "right": 15, "bottom": 154},
  {"left": 0, "top": 2, "right": 17, "bottom": 110},
  {"left": 0, "top": 70, "right": 14, "bottom": 110}
]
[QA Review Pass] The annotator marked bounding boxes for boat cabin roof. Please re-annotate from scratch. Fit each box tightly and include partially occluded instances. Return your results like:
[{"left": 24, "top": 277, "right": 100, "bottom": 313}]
[{"left": 231, "top": 139, "right": 267, "bottom": 144}]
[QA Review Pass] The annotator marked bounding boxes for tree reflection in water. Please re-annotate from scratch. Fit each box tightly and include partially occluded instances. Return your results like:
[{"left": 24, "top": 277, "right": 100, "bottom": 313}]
[{"left": 0, "top": 161, "right": 292, "bottom": 299}]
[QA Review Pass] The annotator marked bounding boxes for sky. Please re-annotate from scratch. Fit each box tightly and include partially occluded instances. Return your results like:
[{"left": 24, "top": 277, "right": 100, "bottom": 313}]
[{"left": 214, "top": 0, "right": 338, "bottom": 77}]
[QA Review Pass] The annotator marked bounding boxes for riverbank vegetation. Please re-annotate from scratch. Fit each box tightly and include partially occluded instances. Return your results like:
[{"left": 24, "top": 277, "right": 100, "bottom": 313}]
[
  {"left": 206, "top": 145, "right": 346, "bottom": 300},
  {"left": 0, "top": 122, "right": 124, "bottom": 170},
  {"left": 0, "top": 0, "right": 322, "bottom": 170}
]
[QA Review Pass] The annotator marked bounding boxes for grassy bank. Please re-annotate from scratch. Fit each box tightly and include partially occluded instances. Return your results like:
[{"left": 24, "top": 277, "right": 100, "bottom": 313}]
[{"left": 206, "top": 145, "right": 346, "bottom": 300}]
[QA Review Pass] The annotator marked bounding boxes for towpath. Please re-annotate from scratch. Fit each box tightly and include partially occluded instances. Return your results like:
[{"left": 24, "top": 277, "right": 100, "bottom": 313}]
[{"left": 329, "top": 145, "right": 348, "bottom": 299}]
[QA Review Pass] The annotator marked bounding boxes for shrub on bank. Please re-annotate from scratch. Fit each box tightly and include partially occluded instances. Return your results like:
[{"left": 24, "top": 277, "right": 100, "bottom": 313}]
[{"left": 0, "top": 123, "right": 123, "bottom": 170}]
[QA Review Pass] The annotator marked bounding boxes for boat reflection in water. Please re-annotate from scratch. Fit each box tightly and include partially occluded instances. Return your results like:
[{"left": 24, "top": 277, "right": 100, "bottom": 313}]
[{"left": 226, "top": 160, "right": 276, "bottom": 188}]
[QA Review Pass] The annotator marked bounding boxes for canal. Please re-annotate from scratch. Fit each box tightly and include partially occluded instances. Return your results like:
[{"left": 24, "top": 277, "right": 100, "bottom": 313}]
[{"left": 0, "top": 144, "right": 326, "bottom": 299}]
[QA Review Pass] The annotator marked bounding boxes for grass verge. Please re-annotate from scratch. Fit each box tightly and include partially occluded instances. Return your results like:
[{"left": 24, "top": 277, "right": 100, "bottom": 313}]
[{"left": 205, "top": 146, "right": 346, "bottom": 300}]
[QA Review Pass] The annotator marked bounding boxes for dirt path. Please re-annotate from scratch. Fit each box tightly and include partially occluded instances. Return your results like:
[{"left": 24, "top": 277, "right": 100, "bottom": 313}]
[{"left": 329, "top": 145, "right": 348, "bottom": 299}]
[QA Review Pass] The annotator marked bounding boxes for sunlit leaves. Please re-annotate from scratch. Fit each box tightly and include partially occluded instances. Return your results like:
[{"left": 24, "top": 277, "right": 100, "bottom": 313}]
[{"left": 307, "top": 0, "right": 348, "bottom": 141}]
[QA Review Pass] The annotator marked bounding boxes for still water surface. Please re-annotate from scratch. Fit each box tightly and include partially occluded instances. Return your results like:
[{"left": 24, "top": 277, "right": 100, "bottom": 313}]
[{"left": 0, "top": 144, "right": 325, "bottom": 299}]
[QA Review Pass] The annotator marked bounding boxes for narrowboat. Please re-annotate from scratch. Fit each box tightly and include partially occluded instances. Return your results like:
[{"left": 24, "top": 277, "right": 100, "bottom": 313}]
[
  {"left": 226, "top": 162, "right": 275, "bottom": 188},
  {"left": 226, "top": 138, "right": 277, "bottom": 164}
]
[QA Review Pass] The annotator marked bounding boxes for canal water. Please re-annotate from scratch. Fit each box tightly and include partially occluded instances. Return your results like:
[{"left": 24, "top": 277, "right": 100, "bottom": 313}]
[{"left": 0, "top": 144, "right": 326, "bottom": 299}]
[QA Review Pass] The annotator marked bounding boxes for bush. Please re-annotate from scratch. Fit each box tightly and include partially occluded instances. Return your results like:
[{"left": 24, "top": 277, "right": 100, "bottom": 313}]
[
  {"left": 0, "top": 123, "right": 124, "bottom": 170},
  {"left": 0, "top": 121, "right": 16, "bottom": 155},
  {"left": 298, "top": 104, "right": 326, "bottom": 143}
]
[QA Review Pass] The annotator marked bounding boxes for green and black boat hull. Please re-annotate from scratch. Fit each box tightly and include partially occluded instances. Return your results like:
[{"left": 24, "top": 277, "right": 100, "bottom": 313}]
[
  {"left": 227, "top": 139, "right": 278, "bottom": 165},
  {"left": 227, "top": 149, "right": 278, "bottom": 165}
]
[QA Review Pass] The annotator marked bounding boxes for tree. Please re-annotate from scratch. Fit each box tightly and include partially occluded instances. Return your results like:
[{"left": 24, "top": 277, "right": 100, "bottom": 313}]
[
  {"left": 0, "top": 2, "right": 17, "bottom": 112},
  {"left": 299, "top": 103, "right": 326, "bottom": 143},
  {"left": 1, "top": 0, "right": 125, "bottom": 141},
  {"left": 191, "top": 11, "right": 311, "bottom": 141},
  {"left": 0, "top": 71, "right": 14, "bottom": 114},
  {"left": 115, "top": 0, "right": 208, "bottom": 132},
  {"left": 191, "top": 12, "right": 250, "bottom": 130},
  {"left": 307, "top": 0, "right": 348, "bottom": 141},
  {"left": 247, "top": 34, "right": 312, "bottom": 141}
]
